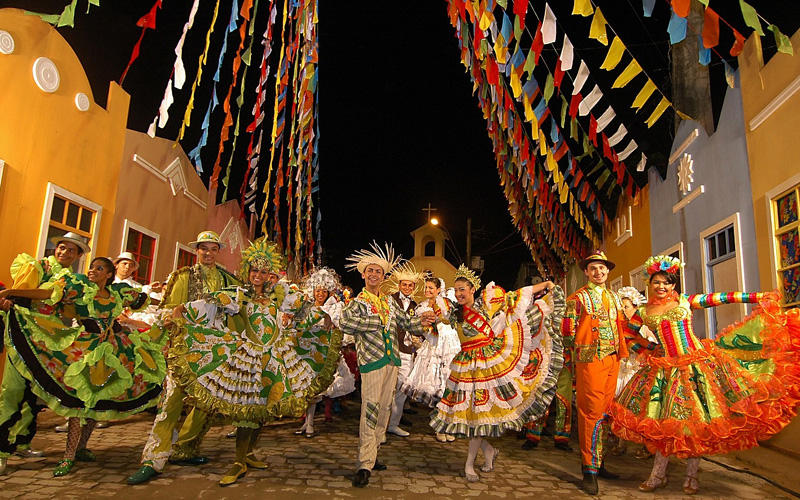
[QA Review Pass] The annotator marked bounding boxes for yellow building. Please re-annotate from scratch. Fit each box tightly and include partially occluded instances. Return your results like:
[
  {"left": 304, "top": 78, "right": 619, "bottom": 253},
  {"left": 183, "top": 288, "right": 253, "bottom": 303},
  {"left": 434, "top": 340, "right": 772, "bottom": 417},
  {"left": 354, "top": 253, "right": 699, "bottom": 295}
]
[
  {"left": 602, "top": 186, "right": 653, "bottom": 295},
  {"left": 408, "top": 222, "right": 458, "bottom": 286},
  {"left": 0, "top": 8, "right": 129, "bottom": 278},
  {"left": 739, "top": 29, "right": 800, "bottom": 455},
  {"left": 740, "top": 30, "right": 800, "bottom": 309}
]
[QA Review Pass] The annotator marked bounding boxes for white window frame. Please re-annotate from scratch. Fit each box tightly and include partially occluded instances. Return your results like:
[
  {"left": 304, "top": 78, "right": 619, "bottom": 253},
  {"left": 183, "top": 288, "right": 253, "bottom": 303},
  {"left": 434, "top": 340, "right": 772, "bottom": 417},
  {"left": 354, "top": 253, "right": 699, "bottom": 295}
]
[
  {"left": 174, "top": 242, "right": 196, "bottom": 269},
  {"left": 614, "top": 205, "right": 633, "bottom": 246},
  {"left": 629, "top": 263, "right": 647, "bottom": 298},
  {"left": 699, "top": 213, "right": 746, "bottom": 338},
  {"left": 658, "top": 241, "right": 686, "bottom": 293},
  {"left": 609, "top": 276, "right": 623, "bottom": 292},
  {"left": 765, "top": 171, "right": 800, "bottom": 292},
  {"left": 121, "top": 219, "right": 160, "bottom": 283},
  {"left": 37, "top": 183, "right": 103, "bottom": 267},
  {"left": 0, "top": 158, "right": 5, "bottom": 193}
]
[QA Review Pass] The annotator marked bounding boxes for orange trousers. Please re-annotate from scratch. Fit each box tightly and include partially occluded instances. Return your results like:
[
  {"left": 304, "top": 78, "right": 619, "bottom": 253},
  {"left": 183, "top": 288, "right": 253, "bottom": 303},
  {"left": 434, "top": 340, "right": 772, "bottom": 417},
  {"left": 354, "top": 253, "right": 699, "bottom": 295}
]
[{"left": 574, "top": 354, "right": 619, "bottom": 474}]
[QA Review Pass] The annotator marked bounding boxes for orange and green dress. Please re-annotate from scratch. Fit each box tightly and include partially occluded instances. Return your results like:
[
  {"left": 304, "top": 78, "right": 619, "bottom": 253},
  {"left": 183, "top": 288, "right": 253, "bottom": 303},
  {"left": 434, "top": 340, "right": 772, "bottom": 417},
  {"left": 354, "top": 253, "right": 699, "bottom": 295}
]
[
  {"left": 610, "top": 292, "right": 800, "bottom": 457},
  {"left": 429, "top": 284, "right": 565, "bottom": 438},
  {"left": 3, "top": 274, "right": 165, "bottom": 421}
]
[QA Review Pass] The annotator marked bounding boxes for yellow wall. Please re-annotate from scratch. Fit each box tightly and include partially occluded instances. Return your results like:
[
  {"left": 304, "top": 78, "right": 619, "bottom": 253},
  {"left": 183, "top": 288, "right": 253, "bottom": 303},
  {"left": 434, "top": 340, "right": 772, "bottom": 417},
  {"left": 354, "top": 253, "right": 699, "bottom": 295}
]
[
  {"left": 740, "top": 30, "right": 800, "bottom": 292},
  {"left": 0, "top": 9, "right": 129, "bottom": 282},
  {"left": 602, "top": 185, "right": 653, "bottom": 291},
  {"left": 739, "top": 28, "right": 800, "bottom": 457}
]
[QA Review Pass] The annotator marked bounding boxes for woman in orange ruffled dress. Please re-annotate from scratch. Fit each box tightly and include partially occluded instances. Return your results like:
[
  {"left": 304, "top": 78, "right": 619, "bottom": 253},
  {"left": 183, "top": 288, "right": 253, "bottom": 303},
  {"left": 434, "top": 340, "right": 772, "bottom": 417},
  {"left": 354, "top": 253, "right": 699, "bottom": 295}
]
[{"left": 610, "top": 255, "right": 800, "bottom": 495}]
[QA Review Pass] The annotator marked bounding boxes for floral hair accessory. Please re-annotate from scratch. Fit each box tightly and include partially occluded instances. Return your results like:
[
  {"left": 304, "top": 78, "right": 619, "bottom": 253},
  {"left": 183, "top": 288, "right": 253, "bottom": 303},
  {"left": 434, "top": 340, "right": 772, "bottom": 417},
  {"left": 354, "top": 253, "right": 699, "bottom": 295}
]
[
  {"left": 642, "top": 255, "right": 683, "bottom": 280},
  {"left": 238, "top": 237, "right": 286, "bottom": 282},
  {"left": 302, "top": 267, "right": 341, "bottom": 293},
  {"left": 617, "top": 286, "right": 647, "bottom": 306}
]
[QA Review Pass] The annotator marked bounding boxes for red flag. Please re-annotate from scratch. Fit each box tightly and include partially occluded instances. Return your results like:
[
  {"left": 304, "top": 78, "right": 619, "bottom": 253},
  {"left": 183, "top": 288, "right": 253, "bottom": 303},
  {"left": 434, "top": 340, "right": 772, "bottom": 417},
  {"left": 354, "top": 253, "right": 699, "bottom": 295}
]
[
  {"left": 554, "top": 60, "right": 565, "bottom": 89},
  {"left": 513, "top": 0, "right": 528, "bottom": 29},
  {"left": 531, "top": 22, "right": 544, "bottom": 65},
  {"left": 589, "top": 115, "right": 598, "bottom": 145},
  {"left": 730, "top": 30, "right": 745, "bottom": 56},
  {"left": 702, "top": 8, "right": 720, "bottom": 48},
  {"left": 486, "top": 57, "right": 499, "bottom": 85},
  {"left": 672, "top": 0, "right": 690, "bottom": 18},
  {"left": 473, "top": 22, "right": 484, "bottom": 52},
  {"left": 569, "top": 93, "right": 582, "bottom": 119},
  {"left": 120, "top": 0, "right": 162, "bottom": 85}
]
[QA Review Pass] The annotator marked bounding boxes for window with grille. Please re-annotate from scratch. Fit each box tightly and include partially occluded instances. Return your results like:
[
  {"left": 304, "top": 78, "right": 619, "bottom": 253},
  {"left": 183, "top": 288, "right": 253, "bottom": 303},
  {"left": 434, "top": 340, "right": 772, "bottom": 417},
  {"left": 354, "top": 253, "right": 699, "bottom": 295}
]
[
  {"left": 125, "top": 228, "right": 156, "bottom": 283},
  {"left": 773, "top": 186, "right": 800, "bottom": 308},
  {"left": 177, "top": 248, "right": 196, "bottom": 268},
  {"left": 45, "top": 194, "right": 96, "bottom": 266}
]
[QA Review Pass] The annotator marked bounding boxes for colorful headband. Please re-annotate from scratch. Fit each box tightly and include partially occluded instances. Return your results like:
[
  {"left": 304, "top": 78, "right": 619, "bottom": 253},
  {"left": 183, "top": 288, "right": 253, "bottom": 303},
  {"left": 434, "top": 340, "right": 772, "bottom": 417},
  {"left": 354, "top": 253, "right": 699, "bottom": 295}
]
[
  {"left": 643, "top": 255, "right": 683, "bottom": 280},
  {"left": 454, "top": 264, "right": 481, "bottom": 290}
]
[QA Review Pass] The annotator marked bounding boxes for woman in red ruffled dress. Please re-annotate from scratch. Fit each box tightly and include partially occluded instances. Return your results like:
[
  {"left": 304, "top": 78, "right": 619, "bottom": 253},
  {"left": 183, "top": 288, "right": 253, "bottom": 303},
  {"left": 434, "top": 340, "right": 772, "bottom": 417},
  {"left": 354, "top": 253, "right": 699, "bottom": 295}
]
[{"left": 610, "top": 255, "right": 800, "bottom": 495}]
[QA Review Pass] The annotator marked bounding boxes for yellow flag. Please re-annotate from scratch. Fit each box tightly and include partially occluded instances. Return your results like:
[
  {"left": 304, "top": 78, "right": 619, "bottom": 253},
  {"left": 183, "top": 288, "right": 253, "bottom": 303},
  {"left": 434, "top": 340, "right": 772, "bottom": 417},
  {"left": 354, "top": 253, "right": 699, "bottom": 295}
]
[
  {"left": 676, "top": 109, "right": 693, "bottom": 120},
  {"left": 632, "top": 80, "right": 657, "bottom": 111},
  {"left": 540, "top": 137, "right": 548, "bottom": 157},
  {"left": 600, "top": 37, "right": 625, "bottom": 70},
  {"left": 479, "top": 9, "right": 494, "bottom": 31},
  {"left": 645, "top": 97, "right": 671, "bottom": 128},
  {"left": 524, "top": 94, "right": 535, "bottom": 122},
  {"left": 572, "top": 0, "right": 593, "bottom": 17},
  {"left": 531, "top": 120, "right": 539, "bottom": 140},
  {"left": 589, "top": 8, "right": 608, "bottom": 46},
  {"left": 511, "top": 71, "right": 522, "bottom": 98},
  {"left": 494, "top": 34, "right": 508, "bottom": 64},
  {"left": 612, "top": 59, "right": 642, "bottom": 88}
]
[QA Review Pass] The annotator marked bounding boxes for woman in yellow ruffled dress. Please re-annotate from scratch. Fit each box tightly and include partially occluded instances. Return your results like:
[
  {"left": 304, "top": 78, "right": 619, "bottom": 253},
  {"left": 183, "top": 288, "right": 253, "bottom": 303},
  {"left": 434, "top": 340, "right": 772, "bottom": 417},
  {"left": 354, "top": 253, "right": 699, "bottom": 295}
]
[
  {"left": 167, "top": 238, "right": 341, "bottom": 485},
  {"left": 610, "top": 255, "right": 800, "bottom": 495},
  {"left": 429, "top": 265, "right": 565, "bottom": 482},
  {"left": 0, "top": 257, "right": 165, "bottom": 477}
]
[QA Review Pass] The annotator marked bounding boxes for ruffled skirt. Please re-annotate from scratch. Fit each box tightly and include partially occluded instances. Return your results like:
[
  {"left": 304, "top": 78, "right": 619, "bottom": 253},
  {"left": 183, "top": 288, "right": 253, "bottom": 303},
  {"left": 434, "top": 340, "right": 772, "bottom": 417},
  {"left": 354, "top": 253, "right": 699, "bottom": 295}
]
[
  {"left": 610, "top": 299, "right": 800, "bottom": 457},
  {"left": 430, "top": 292, "right": 564, "bottom": 438},
  {"left": 3, "top": 306, "right": 165, "bottom": 421}
]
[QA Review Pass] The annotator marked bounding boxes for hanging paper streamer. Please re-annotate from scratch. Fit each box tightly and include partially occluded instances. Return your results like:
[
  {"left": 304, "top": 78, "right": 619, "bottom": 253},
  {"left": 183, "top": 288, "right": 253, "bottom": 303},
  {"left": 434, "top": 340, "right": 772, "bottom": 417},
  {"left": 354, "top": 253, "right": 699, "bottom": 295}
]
[{"left": 120, "top": 1, "right": 162, "bottom": 86}]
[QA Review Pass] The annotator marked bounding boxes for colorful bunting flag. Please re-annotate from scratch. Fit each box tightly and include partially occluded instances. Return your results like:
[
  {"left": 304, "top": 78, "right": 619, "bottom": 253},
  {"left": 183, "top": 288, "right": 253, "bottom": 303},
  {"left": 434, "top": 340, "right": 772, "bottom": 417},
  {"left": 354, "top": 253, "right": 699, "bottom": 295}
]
[
  {"left": 542, "top": 4, "right": 557, "bottom": 45},
  {"left": 612, "top": 59, "right": 642, "bottom": 88},
  {"left": 589, "top": 7, "right": 608, "bottom": 46},
  {"left": 600, "top": 37, "right": 625, "bottom": 70}
]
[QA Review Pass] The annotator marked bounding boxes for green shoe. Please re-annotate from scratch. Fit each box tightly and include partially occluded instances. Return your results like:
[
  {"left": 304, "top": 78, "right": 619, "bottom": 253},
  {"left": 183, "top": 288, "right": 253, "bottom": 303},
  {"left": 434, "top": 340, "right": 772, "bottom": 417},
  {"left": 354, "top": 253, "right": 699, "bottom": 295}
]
[
  {"left": 53, "top": 459, "right": 75, "bottom": 477},
  {"left": 75, "top": 448, "right": 96, "bottom": 462},
  {"left": 126, "top": 465, "right": 159, "bottom": 485}
]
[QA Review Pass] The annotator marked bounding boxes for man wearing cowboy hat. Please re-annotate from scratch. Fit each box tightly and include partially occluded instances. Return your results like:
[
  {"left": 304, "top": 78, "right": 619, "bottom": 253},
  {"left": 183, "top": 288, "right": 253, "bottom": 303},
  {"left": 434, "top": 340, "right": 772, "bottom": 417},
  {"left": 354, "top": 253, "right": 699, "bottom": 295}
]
[
  {"left": 563, "top": 250, "right": 628, "bottom": 495},
  {"left": 0, "top": 232, "right": 90, "bottom": 475},
  {"left": 128, "top": 230, "right": 239, "bottom": 485}
]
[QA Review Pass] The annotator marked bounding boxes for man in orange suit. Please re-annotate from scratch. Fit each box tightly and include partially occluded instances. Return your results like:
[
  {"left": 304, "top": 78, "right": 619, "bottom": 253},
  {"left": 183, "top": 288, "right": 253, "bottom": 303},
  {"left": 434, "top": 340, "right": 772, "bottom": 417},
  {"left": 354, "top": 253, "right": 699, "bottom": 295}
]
[{"left": 562, "top": 251, "right": 649, "bottom": 495}]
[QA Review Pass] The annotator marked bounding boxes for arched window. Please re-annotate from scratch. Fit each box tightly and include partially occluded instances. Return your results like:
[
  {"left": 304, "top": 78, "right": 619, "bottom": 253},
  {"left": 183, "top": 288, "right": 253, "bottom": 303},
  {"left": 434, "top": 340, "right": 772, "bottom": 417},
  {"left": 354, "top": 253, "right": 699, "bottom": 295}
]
[{"left": 424, "top": 240, "right": 436, "bottom": 256}]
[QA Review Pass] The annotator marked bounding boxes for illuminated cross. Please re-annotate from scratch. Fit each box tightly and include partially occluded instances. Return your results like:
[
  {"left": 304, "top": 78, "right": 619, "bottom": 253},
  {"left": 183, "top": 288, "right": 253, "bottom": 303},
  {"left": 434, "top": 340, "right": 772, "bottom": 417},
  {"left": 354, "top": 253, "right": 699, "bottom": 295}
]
[{"left": 422, "top": 203, "right": 438, "bottom": 221}]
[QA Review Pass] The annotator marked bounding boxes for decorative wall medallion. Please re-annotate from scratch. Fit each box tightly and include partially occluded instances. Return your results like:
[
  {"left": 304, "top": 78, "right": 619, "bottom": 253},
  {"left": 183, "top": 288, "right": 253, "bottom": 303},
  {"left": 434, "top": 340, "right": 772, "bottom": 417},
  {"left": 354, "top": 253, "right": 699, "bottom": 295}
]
[
  {"left": 75, "top": 93, "right": 90, "bottom": 111},
  {"left": 677, "top": 153, "right": 694, "bottom": 195},
  {"left": 0, "top": 31, "right": 14, "bottom": 55},
  {"left": 32, "top": 57, "right": 60, "bottom": 93}
]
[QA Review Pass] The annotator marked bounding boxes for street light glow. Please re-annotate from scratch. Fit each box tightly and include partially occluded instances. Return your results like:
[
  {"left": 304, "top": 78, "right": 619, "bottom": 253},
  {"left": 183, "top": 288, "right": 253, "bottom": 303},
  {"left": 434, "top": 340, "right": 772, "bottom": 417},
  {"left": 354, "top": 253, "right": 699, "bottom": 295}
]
[{"left": 430, "top": 218, "right": 439, "bottom": 225}]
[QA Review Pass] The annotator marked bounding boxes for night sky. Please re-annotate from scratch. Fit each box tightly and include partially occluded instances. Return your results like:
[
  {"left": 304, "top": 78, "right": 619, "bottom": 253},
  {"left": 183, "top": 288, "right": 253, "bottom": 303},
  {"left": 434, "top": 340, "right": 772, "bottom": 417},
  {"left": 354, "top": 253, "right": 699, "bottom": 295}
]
[{"left": 4, "top": 1, "right": 799, "bottom": 290}]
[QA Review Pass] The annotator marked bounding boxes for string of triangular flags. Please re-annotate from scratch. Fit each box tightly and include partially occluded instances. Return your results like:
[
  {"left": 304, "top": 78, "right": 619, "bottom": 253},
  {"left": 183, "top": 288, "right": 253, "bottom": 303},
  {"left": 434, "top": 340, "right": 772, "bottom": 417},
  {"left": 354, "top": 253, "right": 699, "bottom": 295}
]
[{"left": 23, "top": 0, "right": 102, "bottom": 29}]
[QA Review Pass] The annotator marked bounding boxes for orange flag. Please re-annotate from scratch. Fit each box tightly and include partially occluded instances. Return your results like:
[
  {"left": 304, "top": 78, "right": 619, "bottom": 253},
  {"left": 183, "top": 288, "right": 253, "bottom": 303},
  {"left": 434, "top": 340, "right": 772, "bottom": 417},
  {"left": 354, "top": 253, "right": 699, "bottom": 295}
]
[
  {"left": 673, "top": 0, "right": 690, "bottom": 18},
  {"left": 730, "top": 30, "right": 746, "bottom": 57},
  {"left": 702, "top": 8, "right": 719, "bottom": 48}
]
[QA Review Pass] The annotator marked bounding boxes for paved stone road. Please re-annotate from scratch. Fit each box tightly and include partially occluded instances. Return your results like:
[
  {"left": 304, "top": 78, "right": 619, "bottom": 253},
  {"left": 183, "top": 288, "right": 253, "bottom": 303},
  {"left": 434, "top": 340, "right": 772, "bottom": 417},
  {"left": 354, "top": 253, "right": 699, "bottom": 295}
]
[{"left": 0, "top": 401, "right": 795, "bottom": 499}]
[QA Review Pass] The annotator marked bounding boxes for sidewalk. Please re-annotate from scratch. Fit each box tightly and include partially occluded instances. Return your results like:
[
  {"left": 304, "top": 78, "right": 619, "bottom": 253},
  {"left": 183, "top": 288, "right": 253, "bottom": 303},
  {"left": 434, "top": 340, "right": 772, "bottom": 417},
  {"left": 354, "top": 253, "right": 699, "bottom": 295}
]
[{"left": 0, "top": 402, "right": 796, "bottom": 499}]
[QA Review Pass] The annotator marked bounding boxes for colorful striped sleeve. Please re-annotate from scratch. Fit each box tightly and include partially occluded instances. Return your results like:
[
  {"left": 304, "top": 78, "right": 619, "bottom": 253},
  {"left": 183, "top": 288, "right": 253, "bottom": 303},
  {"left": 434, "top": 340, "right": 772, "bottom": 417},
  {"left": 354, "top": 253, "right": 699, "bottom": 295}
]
[{"left": 686, "top": 292, "right": 764, "bottom": 309}]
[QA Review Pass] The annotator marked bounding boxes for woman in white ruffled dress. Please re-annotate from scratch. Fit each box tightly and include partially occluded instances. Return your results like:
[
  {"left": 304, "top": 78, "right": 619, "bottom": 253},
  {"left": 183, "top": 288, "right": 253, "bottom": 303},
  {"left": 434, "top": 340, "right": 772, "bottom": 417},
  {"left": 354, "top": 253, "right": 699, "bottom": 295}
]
[
  {"left": 294, "top": 268, "right": 355, "bottom": 438},
  {"left": 400, "top": 276, "right": 462, "bottom": 442}
]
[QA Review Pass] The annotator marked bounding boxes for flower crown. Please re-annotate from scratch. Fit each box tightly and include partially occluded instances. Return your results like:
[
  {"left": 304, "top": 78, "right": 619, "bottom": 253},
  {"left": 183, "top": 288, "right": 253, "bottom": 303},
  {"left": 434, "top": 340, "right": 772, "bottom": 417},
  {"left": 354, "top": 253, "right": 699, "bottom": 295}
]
[
  {"left": 643, "top": 255, "right": 683, "bottom": 280},
  {"left": 238, "top": 237, "right": 286, "bottom": 281},
  {"left": 302, "top": 267, "right": 341, "bottom": 293},
  {"left": 454, "top": 264, "right": 481, "bottom": 290}
]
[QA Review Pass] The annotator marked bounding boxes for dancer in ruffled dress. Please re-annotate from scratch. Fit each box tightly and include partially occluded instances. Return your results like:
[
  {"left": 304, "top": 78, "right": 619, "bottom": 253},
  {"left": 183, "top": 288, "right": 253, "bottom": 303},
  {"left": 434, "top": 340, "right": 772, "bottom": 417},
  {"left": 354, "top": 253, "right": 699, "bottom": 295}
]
[
  {"left": 0, "top": 257, "right": 165, "bottom": 476},
  {"left": 294, "top": 267, "right": 355, "bottom": 438},
  {"left": 165, "top": 238, "right": 341, "bottom": 485},
  {"left": 429, "top": 265, "right": 565, "bottom": 482},
  {"left": 610, "top": 255, "right": 800, "bottom": 495},
  {"left": 400, "top": 276, "right": 461, "bottom": 442}
]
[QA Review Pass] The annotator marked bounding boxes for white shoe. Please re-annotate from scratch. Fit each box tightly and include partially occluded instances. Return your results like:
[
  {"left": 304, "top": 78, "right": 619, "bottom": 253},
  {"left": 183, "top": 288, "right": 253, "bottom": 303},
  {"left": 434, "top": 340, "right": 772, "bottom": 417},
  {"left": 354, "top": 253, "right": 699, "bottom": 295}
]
[
  {"left": 435, "top": 433, "right": 448, "bottom": 443},
  {"left": 387, "top": 427, "right": 410, "bottom": 437},
  {"left": 15, "top": 448, "right": 45, "bottom": 458},
  {"left": 96, "top": 421, "right": 109, "bottom": 429},
  {"left": 0, "top": 457, "right": 7, "bottom": 475},
  {"left": 446, "top": 434, "right": 456, "bottom": 442},
  {"left": 54, "top": 423, "right": 68, "bottom": 433}
]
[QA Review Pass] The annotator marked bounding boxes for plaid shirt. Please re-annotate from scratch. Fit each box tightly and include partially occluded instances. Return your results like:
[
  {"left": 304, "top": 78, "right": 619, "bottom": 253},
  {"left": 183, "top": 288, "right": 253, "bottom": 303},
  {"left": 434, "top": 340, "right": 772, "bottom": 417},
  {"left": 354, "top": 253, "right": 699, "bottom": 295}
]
[{"left": 339, "top": 288, "right": 425, "bottom": 373}]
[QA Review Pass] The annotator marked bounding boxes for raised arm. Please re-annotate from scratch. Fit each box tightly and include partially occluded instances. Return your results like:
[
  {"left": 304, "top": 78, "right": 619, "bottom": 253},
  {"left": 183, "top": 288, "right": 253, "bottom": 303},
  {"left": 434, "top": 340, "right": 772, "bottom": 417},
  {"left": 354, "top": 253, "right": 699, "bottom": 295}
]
[{"left": 686, "top": 292, "right": 766, "bottom": 310}]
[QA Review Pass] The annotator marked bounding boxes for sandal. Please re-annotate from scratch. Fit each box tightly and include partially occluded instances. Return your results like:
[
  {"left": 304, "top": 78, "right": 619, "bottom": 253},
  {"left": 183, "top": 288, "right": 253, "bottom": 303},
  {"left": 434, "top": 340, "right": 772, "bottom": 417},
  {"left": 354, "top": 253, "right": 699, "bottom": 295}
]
[
  {"left": 635, "top": 446, "right": 654, "bottom": 460},
  {"left": 465, "top": 471, "right": 480, "bottom": 482},
  {"left": 683, "top": 475, "right": 699, "bottom": 495},
  {"left": 53, "top": 459, "right": 75, "bottom": 477},
  {"left": 638, "top": 473, "right": 668, "bottom": 492}
]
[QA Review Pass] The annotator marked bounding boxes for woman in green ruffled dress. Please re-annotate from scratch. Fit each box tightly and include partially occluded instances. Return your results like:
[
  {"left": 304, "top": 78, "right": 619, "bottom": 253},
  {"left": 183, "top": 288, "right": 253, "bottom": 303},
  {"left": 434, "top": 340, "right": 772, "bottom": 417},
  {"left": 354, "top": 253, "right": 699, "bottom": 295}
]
[
  {"left": 168, "top": 238, "right": 341, "bottom": 486},
  {"left": 0, "top": 257, "right": 166, "bottom": 477}
]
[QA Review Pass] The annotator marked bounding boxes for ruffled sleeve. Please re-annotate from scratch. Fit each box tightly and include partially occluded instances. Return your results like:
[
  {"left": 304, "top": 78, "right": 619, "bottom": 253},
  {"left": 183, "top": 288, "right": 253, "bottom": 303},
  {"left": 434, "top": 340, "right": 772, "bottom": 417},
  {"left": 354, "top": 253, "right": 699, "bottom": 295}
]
[
  {"left": 110, "top": 283, "right": 149, "bottom": 312},
  {"left": 40, "top": 273, "right": 87, "bottom": 306},
  {"left": 183, "top": 288, "right": 242, "bottom": 330},
  {"left": 9, "top": 253, "right": 45, "bottom": 289},
  {"left": 320, "top": 296, "right": 343, "bottom": 328}
]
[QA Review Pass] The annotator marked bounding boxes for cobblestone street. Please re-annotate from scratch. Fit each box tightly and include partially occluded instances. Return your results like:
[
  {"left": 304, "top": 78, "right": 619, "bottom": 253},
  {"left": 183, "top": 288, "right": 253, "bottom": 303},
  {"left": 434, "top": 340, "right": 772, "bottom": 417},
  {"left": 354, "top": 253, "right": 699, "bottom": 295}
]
[{"left": 0, "top": 401, "right": 796, "bottom": 499}]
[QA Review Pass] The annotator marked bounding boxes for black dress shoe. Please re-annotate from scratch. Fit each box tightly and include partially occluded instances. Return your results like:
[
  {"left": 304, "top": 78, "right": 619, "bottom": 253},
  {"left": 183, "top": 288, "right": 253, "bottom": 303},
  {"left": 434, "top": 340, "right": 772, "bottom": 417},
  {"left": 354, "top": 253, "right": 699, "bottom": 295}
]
[
  {"left": 372, "top": 461, "right": 387, "bottom": 471},
  {"left": 399, "top": 416, "right": 413, "bottom": 427},
  {"left": 597, "top": 466, "right": 619, "bottom": 480},
  {"left": 582, "top": 473, "right": 599, "bottom": 495},
  {"left": 521, "top": 440, "right": 538, "bottom": 450},
  {"left": 554, "top": 442, "right": 574, "bottom": 452},
  {"left": 352, "top": 469, "right": 370, "bottom": 487},
  {"left": 404, "top": 408, "right": 418, "bottom": 415}
]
